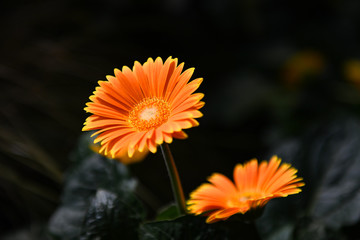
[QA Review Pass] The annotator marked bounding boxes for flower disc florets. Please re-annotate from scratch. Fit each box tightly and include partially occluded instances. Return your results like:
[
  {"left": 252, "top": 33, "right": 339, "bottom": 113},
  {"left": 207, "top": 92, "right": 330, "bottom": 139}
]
[{"left": 129, "top": 97, "right": 171, "bottom": 132}]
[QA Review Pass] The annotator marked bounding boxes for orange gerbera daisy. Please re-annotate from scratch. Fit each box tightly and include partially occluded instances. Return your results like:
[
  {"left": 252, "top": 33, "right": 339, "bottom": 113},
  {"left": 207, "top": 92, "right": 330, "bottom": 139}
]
[
  {"left": 187, "top": 156, "right": 304, "bottom": 223},
  {"left": 83, "top": 57, "right": 204, "bottom": 158}
]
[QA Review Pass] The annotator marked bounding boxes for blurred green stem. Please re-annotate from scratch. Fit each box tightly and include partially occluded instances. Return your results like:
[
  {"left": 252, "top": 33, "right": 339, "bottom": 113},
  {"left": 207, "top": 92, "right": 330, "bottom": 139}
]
[{"left": 160, "top": 143, "right": 187, "bottom": 214}]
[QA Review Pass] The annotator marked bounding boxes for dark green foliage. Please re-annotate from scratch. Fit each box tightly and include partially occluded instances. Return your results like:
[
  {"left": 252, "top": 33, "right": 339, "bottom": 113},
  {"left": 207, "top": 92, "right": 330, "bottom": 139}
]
[
  {"left": 80, "top": 189, "right": 145, "bottom": 240},
  {"left": 47, "top": 134, "right": 265, "bottom": 240},
  {"left": 47, "top": 134, "right": 145, "bottom": 240},
  {"left": 155, "top": 203, "right": 182, "bottom": 221},
  {"left": 139, "top": 215, "right": 228, "bottom": 240},
  {"left": 140, "top": 215, "right": 263, "bottom": 240},
  {"left": 257, "top": 116, "right": 360, "bottom": 240},
  {"left": 47, "top": 117, "right": 360, "bottom": 240}
]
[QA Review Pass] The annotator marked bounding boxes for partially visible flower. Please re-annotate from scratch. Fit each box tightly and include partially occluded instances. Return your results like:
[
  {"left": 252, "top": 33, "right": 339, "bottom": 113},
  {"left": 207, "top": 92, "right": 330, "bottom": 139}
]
[
  {"left": 90, "top": 142, "right": 149, "bottom": 164},
  {"left": 83, "top": 57, "right": 204, "bottom": 158},
  {"left": 187, "top": 156, "right": 304, "bottom": 223},
  {"left": 282, "top": 51, "right": 324, "bottom": 87},
  {"left": 344, "top": 59, "right": 360, "bottom": 86}
]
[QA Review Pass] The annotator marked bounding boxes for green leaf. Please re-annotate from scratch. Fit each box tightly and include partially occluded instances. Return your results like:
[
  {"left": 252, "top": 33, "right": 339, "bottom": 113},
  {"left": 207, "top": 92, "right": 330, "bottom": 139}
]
[
  {"left": 258, "top": 116, "right": 360, "bottom": 240},
  {"left": 80, "top": 189, "right": 145, "bottom": 240},
  {"left": 155, "top": 203, "right": 181, "bottom": 221},
  {"left": 48, "top": 133, "right": 145, "bottom": 240},
  {"left": 139, "top": 215, "right": 228, "bottom": 240},
  {"left": 140, "top": 215, "right": 262, "bottom": 240},
  {"left": 62, "top": 154, "right": 137, "bottom": 205},
  {"left": 48, "top": 205, "right": 86, "bottom": 240}
]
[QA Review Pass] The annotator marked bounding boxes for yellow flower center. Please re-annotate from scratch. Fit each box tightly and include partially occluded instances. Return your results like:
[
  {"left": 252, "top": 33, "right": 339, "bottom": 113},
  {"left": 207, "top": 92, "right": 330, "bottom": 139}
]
[
  {"left": 227, "top": 192, "right": 264, "bottom": 207},
  {"left": 129, "top": 98, "right": 171, "bottom": 132},
  {"left": 239, "top": 192, "right": 263, "bottom": 201}
]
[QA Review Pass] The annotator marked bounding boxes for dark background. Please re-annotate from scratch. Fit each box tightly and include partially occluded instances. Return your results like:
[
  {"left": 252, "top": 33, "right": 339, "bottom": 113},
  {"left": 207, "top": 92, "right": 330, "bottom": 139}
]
[{"left": 1, "top": 0, "right": 360, "bottom": 238}]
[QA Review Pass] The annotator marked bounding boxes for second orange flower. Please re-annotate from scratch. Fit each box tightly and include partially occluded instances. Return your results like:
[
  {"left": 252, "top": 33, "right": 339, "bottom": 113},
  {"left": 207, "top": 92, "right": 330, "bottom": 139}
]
[
  {"left": 187, "top": 156, "right": 304, "bottom": 223},
  {"left": 83, "top": 57, "right": 204, "bottom": 158}
]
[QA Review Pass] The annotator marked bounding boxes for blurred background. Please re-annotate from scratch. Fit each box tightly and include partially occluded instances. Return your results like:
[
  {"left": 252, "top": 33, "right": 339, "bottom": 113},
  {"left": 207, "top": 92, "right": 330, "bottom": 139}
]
[{"left": 1, "top": 0, "right": 360, "bottom": 239}]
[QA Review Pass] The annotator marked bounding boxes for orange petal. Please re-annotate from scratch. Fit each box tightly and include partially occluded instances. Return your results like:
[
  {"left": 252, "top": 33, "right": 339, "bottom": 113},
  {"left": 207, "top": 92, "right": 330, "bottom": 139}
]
[
  {"left": 114, "top": 68, "right": 142, "bottom": 102},
  {"left": 168, "top": 69, "right": 196, "bottom": 103},
  {"left": 122, "top": 66, "right": 145, "bottom": 99},
  {"left": 244, "top": 159, "right": 259, "bottom": 190},
  {"left": 99, "top": 79, "right": 135, "bottom": 107},
  {"left": 85, "top": 103, "right": 127, "bottom": 120},
  {"left": 155, "top": 128, "right": 164, "bottom": 145},
  {"left": 161, "top": 58, "right": 177, "bottom": 97},
  {"left": 215, "top": 208, "right": 241, "bottom": 219},
  {"left": 133, "top": 61, "right": 151, "bottom": 97},
  {"left": 207, "top": 173, "right": 238, "bottom": 195},
  {"left": 147, "top": 138, "right": 157, "bottom": 153},
  {"left": 234, "top": 163, "right": 246, "bottom": 192},
  {"left": 157, "top": 57, "right": 172, "bottom": 97},
  {"left": 163, "top": 133, "right": 173, "bottom": 143},
  {"left": 170, "top": 78, "right": 203, "bottom": 108},
  {"left": 94, "top": 128, "right": 133, "bottom": 144},
  {"left": 172, "top": 130, "right": 188, "bottom": 139},
  {"left": 164, "top": 62, "right": 184, "bottom": 100},
  {"left": 82, "top": 119, "right": 127, "bottom": 131}
]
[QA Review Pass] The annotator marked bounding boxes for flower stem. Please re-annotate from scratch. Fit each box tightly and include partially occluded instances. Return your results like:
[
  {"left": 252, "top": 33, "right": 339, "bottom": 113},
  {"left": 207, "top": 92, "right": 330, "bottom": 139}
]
[{"left": 160, "top": 143, "right": 187, "bottom": 214}]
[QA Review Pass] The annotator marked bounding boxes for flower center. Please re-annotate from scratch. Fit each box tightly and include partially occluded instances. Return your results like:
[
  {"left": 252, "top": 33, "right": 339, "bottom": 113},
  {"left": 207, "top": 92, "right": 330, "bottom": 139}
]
[
  {"left": 128, "top": 98, "right": 171, "bottom": 132},
  {"left": 239, "top": 192, "right": 264, "bottom": 201},
  {"left": 227, "top": 192, "right": 264, "bottom": 208}
]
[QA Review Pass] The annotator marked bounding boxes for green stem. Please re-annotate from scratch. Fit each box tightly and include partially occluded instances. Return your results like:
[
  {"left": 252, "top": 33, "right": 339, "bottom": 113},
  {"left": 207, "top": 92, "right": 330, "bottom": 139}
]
[{"left": 160, "top": 143, "right": 187, "bottom": 214}]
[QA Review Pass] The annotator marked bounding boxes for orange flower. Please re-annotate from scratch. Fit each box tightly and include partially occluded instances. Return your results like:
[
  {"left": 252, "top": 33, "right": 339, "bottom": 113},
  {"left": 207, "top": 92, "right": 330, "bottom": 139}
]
[
  {"left": 187, "top": 156, "right": 304, "bottom": 223},
  {"left": 344, "top": 59, "right": 360, "bottom": 85},
  {"left": 83, "top": 57, "right": 204, "bottom": 158},
  {"left": 282, "top": 51, "right": 324, "bottom": 87}
]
